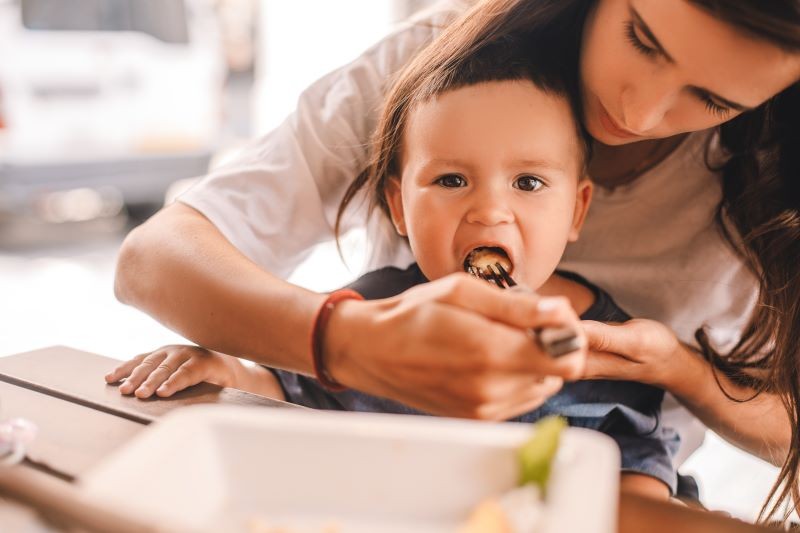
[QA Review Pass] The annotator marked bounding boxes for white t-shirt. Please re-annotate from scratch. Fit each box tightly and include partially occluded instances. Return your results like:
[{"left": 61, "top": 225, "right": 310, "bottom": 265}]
[
  {"left": 561, "top": 130, "right": 758, "bottom": 464},
  {"left": 180, "top": 1, "right": 759, "bottom": 466}
]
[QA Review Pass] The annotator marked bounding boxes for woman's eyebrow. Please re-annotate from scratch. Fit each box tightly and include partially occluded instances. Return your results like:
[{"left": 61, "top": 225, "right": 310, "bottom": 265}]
[{"left": 630, "top": 6, "right": 754, "bottom": 112}]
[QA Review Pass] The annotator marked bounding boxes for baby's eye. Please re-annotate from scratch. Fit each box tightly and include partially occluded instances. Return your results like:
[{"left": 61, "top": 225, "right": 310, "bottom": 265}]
[
  {"left": 514, "top": 175, "right": 544, "bottom": 192},
  {"left": 435, "top": 174, "right": 467, "bottom": 188}
]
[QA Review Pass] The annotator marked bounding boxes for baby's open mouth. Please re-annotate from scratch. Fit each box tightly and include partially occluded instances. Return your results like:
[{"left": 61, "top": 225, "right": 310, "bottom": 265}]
[{"left": 463, "top": 246, "right": 513, "bottom": 276}]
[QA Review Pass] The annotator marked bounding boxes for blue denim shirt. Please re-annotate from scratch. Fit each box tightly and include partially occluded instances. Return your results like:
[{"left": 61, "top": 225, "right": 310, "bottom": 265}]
[{"left": 275, "top": 264, "right": 679, "bottom": 494}]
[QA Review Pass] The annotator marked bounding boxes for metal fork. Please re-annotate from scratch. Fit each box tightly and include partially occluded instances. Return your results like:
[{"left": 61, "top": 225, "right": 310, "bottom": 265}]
[
  {"left": 467, "top": 263, "right": 583, "bottom": 357},
  {"left": 468, "top": 262, "right": 517, "bottom": 288}
]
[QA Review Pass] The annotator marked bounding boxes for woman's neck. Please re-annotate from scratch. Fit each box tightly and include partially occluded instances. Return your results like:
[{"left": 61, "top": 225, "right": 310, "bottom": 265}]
[{"left": 588, "top": 134, "right": 689, "bottom": 188}]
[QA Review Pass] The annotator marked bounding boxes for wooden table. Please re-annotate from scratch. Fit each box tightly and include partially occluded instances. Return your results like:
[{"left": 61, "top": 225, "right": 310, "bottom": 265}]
[
  {"left": 0, "top": 346, "right": 293, "bottom": 481},
  {"left": 0, "top": 346, "right": 295, "bottom": 531},
  {"left": 0, "top": 346, "right": 782, "bottom": 532}
]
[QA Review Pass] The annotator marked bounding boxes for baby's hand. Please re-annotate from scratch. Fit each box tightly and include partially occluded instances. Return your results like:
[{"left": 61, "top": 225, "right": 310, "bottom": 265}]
[{"left": 104, "top": 345, "right": 238, "bottom": 399}]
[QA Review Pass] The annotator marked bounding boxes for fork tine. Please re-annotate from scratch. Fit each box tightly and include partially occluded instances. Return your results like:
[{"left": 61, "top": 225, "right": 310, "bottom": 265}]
[
  {"left": 467, "top": 263, "right": 510, "bottom": 289},
  {"left": 495, "top": 263, "right": 517, "bottom": 287},
  {"left": 484, "top": 264, "right": 499, "bottom": 284},
  {"left": 486, "top": 264, "right": 509, "bottom": 289},
  {"left": 483, "top": 266, "right": 505, "bottom": 288}
]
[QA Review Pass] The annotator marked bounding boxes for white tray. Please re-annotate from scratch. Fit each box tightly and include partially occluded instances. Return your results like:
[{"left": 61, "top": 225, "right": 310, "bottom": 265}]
[{"left": 80, "top": 406, "right": 620, "bottom": 532}]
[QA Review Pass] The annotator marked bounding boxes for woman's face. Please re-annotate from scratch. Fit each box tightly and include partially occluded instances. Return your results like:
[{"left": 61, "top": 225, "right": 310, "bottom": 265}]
[
  {"left": 384, "top": 80, "right": 592, "bottom": 290},
  {"left": 581, "top": 0, "right": 800, "bottom": 145}
]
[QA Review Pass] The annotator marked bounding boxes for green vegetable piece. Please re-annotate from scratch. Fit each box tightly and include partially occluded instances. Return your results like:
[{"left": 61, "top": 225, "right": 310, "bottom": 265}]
[{"left": 517, "top": 416, "right": 566, "bottom": 491}]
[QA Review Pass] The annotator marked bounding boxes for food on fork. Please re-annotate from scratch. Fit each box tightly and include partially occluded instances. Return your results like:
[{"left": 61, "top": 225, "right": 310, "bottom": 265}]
[
  {"left": 464, "top": 247, "right": 584, "bottom": 358},
  {"left": 464, "top": 246, "right": 513, "bottom": 275}
]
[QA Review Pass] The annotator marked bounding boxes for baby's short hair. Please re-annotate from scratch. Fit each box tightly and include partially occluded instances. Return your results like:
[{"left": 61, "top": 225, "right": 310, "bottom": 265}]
[{"left": 415, "top": 37, "right": 592, "bottom": 168}]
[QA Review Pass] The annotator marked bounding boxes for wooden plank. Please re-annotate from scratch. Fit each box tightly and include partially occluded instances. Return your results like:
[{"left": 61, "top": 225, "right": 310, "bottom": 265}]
[
  {"left": 0, "top": 381, "right": 144, "bottom": 480},
  {"left": 0, "top": 465, "right": 161, "bottom": 533},
  {"left": 0, "top": 346, "right": 298, "bottom": 424}
]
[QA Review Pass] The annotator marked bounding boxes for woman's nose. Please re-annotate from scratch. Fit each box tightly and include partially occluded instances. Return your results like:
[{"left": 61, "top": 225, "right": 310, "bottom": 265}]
[
  {"left": 464, "top": 192, "right": 514, "bottom": 226},
  {"left": 620, "top": 81, "right": 677, "bottom": 134}
]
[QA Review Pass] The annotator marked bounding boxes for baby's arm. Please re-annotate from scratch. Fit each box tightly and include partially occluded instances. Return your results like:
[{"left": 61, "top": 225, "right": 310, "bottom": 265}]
[
  {"left": 620, "top": 472, "right": 670, "bottom": 500},
  {"left": 104, "top": 345, "right": 285, "bottom": 400}
]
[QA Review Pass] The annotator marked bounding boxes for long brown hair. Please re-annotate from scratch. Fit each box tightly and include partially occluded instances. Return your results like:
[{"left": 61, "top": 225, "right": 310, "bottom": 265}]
[
  {"left": 337, "top": 0, "right": 800, "bottom": 521},
  {"left": 685, "top": 0, "right": 800, "bottom": 522}
]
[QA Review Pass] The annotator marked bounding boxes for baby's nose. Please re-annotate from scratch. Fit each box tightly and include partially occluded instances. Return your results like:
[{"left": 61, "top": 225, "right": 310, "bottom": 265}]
[{"left": 465, "top": 196, "right": 514, "bottom": 226}]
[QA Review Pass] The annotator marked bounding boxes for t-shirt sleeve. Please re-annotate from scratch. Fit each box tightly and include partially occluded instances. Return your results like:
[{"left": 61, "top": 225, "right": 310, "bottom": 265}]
[{"left": 177, "top": 8, "right": 458, "bottom": 279}]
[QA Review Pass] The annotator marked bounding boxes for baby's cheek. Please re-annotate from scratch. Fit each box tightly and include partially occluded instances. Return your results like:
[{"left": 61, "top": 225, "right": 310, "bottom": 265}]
[
  {"left": 520, "top": 234, "right": 571, "bottom": 287},
  {"left": 406, "top": 231, "right": 451, "bottom": 277}
]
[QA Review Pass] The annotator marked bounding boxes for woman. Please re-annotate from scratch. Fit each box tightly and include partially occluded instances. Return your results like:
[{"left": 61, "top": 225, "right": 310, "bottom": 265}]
[{"left": 114, "top": 0, "right": 800, "bottom": 518}]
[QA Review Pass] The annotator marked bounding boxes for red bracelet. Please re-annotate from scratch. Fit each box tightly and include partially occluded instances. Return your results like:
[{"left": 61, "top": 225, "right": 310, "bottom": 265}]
[{"left": 311, "top": 289, "right": 364, "bottom": 392}]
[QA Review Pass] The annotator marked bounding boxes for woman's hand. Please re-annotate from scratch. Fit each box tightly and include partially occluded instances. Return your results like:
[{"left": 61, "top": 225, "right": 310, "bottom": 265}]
[
  {"left": 324, "top": 273, "right": 587, "bottom": 421},
  {"left": 105, "top": 345, "right": 240, "bottom": 398},
  {"left": 580, "top": 318, "right": 684, "bottom": 388},
  {"left": 582, "top": 319, "right": 794, "bottom": 464}
]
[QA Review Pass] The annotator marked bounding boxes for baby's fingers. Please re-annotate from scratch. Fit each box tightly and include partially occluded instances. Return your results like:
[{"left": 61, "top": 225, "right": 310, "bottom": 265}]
[
  {"left": 134, "top": 352, "right": 194, "bottom": 398},
  {"left": 105, "top": 353, "right": 148, "bottom": 384},
  {"left": 117, "top": 351, "right": 169, "bottom": 395},
  {"left": 155, "top": 364, "right": 205, "bottom": 397}
]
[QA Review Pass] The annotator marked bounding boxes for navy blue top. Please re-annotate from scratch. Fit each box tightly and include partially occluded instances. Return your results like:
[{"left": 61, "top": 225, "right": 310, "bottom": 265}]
[{"left": 274, "top": 264, "right": 679, "bottom": 493}]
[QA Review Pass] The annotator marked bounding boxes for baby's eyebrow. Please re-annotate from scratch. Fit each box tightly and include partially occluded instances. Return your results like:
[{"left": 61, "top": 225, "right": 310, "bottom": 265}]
[
  {"left": 422, "top": 157, "right": 568, "bottom": 173},
  {"left": 512, "top": 158, "right": 569, "bottom": 173},
  {"left": 423, "top": 158, "right": 474, "bottom": 170}
]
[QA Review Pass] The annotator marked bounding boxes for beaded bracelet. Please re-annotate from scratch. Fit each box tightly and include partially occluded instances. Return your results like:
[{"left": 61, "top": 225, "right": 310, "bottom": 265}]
[{"left": 311, "top": 289, "right": 364, "bottom": 391}]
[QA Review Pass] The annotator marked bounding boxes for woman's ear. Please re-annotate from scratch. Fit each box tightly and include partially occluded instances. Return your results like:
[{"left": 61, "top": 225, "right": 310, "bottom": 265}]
[
  {"left": 568, "top": 178, "right": 594, "bottom": 241},
  {"left": 384, "top": 176, "right": 407, "bottom": 236}
]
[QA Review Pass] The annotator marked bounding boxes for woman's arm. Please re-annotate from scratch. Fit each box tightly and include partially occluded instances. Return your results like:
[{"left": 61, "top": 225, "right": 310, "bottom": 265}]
[
  {"left": 666, "top": 341, "right": 790, "bottom": 465},
  {"left": 116, "top": 202, "right": 588, "bottom": 420},
  {"left": 115, "top": 202, "right": 326, "bottom": 374},
  {"left": 582, "top": 319, "right": 790, "bottom": 466}
]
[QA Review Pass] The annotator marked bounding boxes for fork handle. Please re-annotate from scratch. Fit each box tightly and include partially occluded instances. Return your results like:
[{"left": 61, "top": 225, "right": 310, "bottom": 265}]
[
  {"left": 530, "top": 326, "right": 583, "bottom": 357},
  {"left": 506, "top": 285, "right": 582, "bottom": 357}
]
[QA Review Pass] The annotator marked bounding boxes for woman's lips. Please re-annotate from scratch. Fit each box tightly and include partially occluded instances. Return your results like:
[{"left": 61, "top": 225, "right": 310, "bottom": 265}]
[{"left": 597, "top": 101, "right": 640, "bottom": 140}]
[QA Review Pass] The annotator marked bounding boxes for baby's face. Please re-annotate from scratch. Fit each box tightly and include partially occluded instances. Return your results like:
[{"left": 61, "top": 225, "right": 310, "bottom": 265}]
[{"left": 385, "top": 79, "right": 592, "bottom": 289}]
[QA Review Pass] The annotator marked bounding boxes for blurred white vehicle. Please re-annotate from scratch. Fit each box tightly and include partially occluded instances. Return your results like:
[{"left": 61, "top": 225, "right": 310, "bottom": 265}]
[{"left": 0, "top": 0, "right": 225, "bottom": 223}]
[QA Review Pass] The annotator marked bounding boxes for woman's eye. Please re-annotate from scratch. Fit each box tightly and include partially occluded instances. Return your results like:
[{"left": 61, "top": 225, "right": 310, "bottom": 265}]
[
  {"left": 624, "top": 21, "right": 658, "bottom": 58},
  {"left": 514, "top": 175, "right": 544, "bottom": 192},
  {"left": 624, "top": 20, "right": 732, "bottom": 119},
  {"left": 698, "top": 93, "right": 732, "bottom": 118},
  {"left": 435, "top": 174, "right": 466, "bottom": 188}
]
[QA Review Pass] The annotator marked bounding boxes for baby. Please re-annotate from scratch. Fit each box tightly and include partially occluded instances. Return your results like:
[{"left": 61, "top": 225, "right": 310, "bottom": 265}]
[{"left": 108, "top": 39, "right": 678, "bottom": 499}]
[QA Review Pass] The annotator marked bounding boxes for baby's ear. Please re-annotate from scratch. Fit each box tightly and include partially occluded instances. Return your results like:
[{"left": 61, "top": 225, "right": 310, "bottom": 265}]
[
  {"left": 384, "top": 176, "right": 407, "bottom": 236},
  {"left": 568, "top": 177, "right": 594, "bottom": 241}
]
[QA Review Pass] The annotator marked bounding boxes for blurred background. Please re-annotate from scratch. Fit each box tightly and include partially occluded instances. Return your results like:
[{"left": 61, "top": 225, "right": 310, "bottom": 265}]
[{"left": 0, "top": 0, "right": 780, "bottom": 521}]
